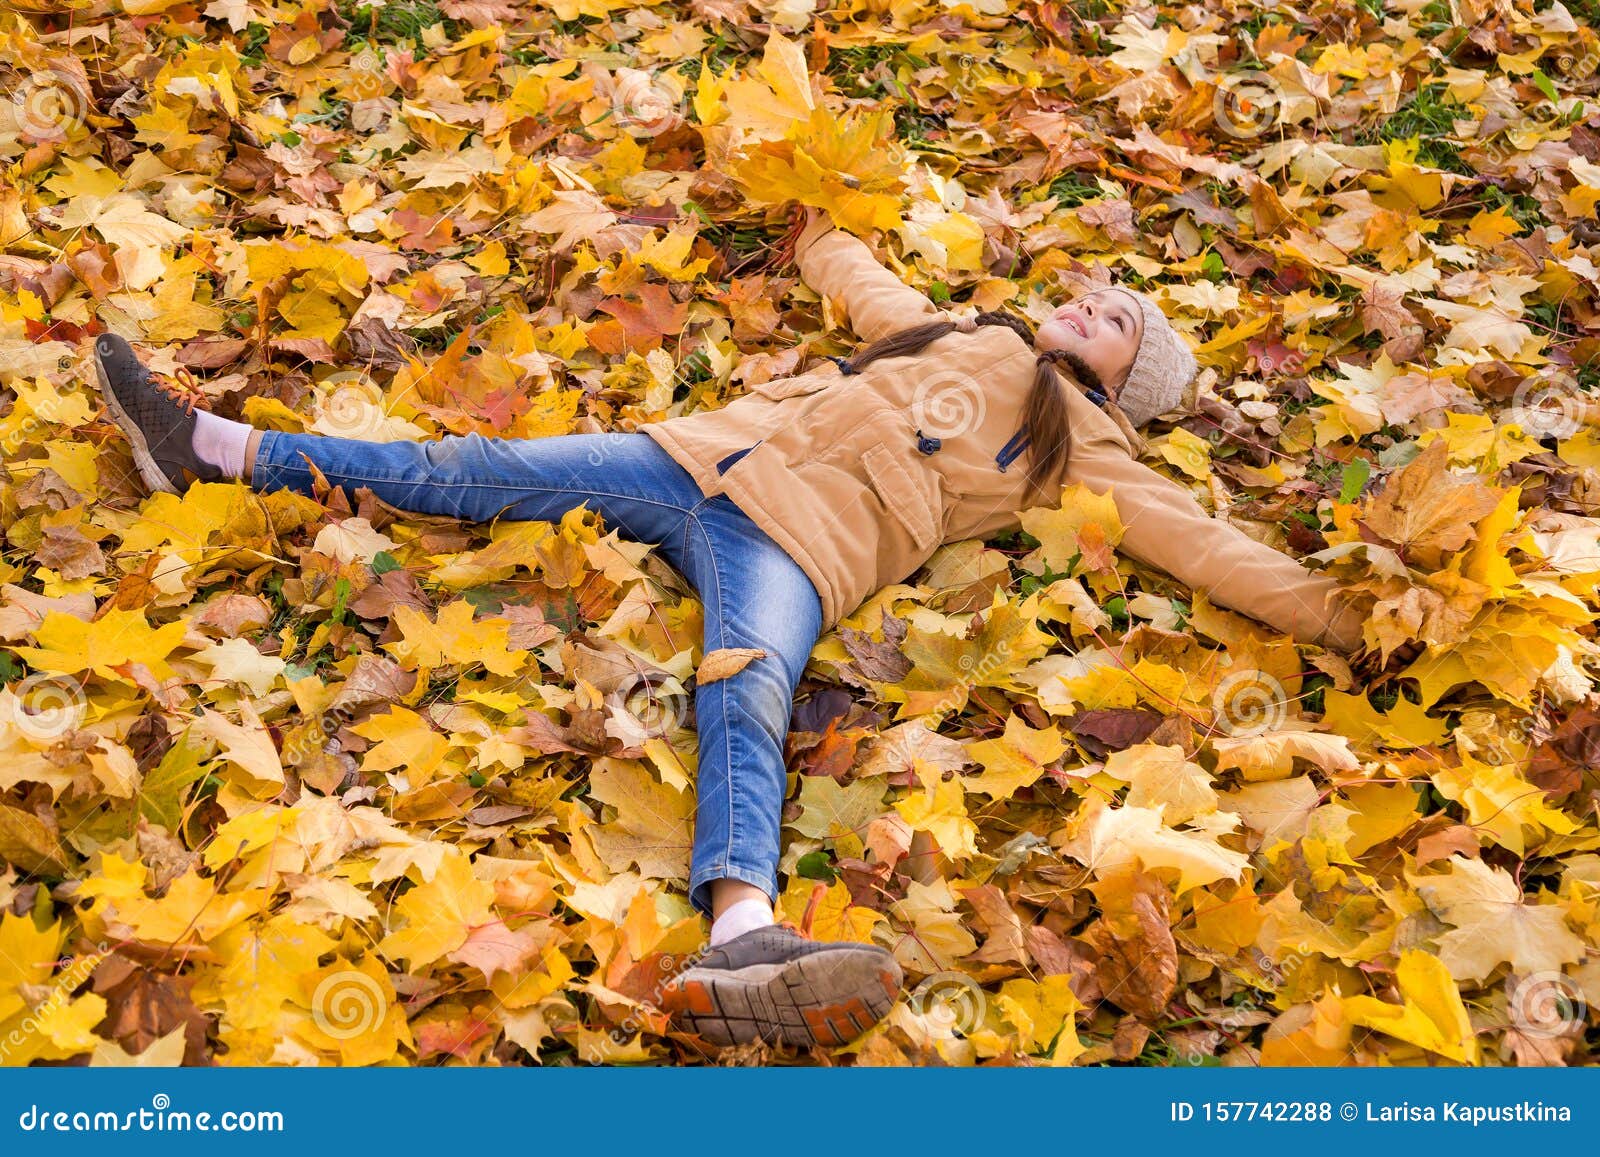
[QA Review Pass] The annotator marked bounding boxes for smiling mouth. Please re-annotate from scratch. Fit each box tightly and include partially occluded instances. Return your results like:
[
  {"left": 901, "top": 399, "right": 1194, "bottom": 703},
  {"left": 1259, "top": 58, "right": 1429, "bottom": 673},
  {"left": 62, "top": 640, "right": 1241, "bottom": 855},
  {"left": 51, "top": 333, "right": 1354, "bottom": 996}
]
[{"left": 1065, "top": 316, "right": 1086, "bottom": 339}]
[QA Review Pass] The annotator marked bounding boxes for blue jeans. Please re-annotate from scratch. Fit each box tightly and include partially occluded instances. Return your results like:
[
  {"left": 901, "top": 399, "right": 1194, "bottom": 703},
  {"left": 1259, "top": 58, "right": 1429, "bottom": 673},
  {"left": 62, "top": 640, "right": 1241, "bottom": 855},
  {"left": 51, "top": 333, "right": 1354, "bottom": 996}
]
[{"left": 253, "top": 429, "right": 823, "bottom": 917}]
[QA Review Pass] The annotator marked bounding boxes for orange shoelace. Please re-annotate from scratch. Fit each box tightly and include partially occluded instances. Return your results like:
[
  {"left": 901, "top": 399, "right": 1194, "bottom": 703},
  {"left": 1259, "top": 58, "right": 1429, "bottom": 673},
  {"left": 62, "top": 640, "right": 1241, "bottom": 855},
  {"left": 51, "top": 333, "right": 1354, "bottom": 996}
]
[{"left": 150, "top": 366, "right": 209, "bottom": 414}]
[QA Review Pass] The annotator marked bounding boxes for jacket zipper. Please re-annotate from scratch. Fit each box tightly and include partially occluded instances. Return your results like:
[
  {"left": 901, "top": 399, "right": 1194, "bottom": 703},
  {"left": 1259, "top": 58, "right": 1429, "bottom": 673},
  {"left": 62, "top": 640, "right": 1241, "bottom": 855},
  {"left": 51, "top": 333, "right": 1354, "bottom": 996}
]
[
  {"left": 995, "top": 428, "right": 1030, "bottom": 473},
  {"left": 994, "top": 387, "right": 1109, "bottom": 472}
]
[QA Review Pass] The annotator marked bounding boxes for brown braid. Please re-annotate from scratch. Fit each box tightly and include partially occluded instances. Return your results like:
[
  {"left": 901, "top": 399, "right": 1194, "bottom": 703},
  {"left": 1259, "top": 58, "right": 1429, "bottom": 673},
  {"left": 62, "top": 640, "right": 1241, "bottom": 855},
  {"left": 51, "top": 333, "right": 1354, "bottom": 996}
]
[{"left": 832, "top": 310, "right": 1077, "bottom": 499}]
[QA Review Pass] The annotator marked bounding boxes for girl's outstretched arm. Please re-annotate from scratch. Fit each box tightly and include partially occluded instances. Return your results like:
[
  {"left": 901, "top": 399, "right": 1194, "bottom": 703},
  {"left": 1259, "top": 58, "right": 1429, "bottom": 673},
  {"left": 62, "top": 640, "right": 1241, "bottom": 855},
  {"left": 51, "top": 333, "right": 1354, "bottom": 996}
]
[
  {"left": 790, "top": 207, "right": 944, "bottom": 343},
  {"left": 1067, "top": 432, "right": 1368, "bottom": 654}
]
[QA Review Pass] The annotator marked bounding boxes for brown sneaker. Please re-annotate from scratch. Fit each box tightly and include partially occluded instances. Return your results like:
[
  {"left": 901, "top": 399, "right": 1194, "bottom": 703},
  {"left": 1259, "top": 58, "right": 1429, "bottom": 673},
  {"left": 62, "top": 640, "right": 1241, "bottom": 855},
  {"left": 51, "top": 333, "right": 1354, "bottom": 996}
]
[
  {"left": 661, "top": 924, "right": 903, "bottom": 1048},
  {"left": 93, "top": 333, "right": 220, "bottom": 494}
]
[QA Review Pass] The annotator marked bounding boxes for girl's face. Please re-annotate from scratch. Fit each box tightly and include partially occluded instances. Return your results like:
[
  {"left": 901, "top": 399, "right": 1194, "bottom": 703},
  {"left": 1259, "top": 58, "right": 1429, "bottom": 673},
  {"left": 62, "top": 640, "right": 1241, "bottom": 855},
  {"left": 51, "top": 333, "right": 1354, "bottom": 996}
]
[{"left": 1034, "top": 289, "right": 1144, "bottom": 396}]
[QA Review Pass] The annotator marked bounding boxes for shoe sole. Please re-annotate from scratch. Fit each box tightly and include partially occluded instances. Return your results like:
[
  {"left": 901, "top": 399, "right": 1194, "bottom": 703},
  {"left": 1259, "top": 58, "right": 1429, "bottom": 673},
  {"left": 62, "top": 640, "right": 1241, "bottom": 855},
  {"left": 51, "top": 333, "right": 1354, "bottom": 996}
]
[
  {"left": 94, "top": 346, "right": 180, "bottom": 495},
  {"left": 662, "top": 946, "right": 903, "bottom": 1049}
]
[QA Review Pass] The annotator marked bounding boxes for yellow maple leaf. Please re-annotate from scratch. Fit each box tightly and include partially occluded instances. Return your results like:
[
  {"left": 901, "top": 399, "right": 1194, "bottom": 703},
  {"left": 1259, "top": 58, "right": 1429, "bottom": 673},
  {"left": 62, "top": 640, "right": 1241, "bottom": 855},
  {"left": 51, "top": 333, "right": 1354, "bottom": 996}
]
[
  {"left": 789, "top": 773, "right": 887, "bottom": 840},
  {"left": 90, "top": 1026, "right": 189, "bottom": 1067},
  {"left": 377, "top": 849, "right": 496, "bottom": 968},
  {"left": 1209, "top": 723, "right": 1359, "bottom": 781},
  {"left": 351, "top": 706, "right": 450, "bottom": 783},
  {"left": 888, "top": 878, "right": 977, "bottom": 973},
  {"left": 1155, "top": 425, "right": 1213, "bottom": 481},
  {"left": 992, "top": 974, "right": 1084, "bottom": 1058},
  {"left": 1358, "top": 440, "right": 1501, "bottom": 569},
  {"left": 1102, "top": 743, "right": 1218, "bottom": 825},
  {"left": 1417, "top": 411, "right": 1537, "bottom": 474},
  {"left": 118, "top": 483, "right": 242, "bottom": 556},
  {"left": 0, "top": 912, "right": 62, "bottom": 1024},
  {"left": 1060, "top": 797, "right": 1250, "bottom": 894},
  {"left": 964, "top": 714, "right": 1066, "bottom": 799},
  {"left": 1430, "top": 754, "right": 1578, "bottom": 856},
  {"left": 3, "top": 992, "right": 108, "bottom": 1064},
  {"left": 1019, "top": 482, "right": 1125, "bottom": 575},
  {"left": 883, "top": 591, "right": 1054, "bottom": 718},
  {"left": 118, "top": 870, "right": 258, "bottom": 945},
  {"left": 294, "top": 954, "right": 412, "bottom": 1064},
  {"left": 895, "top": 762, "right": 978, "bottom": 859},
  {"left": 1342, "top": 948, "right": 1478, "bottom": 1064},
  {"left": 778, "top": 877, "right": 883, "bottom": 944},
  {"left": 384, "top": 600, "right": 525, "bottom": 676},
  {"left": 195, "top": 915, "right": 338, "bottom": 1065},
  {"left": 585, "top": 757, "right": 693, "bottom": 879},
  {"left": 15, "top": 607, "right": 187, "bottom": 679},
  {"left": 1408, "top": 854, "right": 1586, "bottom": 984},
  {"left": 1320, "top": 689, "right": 1448, "bottom": 749}
]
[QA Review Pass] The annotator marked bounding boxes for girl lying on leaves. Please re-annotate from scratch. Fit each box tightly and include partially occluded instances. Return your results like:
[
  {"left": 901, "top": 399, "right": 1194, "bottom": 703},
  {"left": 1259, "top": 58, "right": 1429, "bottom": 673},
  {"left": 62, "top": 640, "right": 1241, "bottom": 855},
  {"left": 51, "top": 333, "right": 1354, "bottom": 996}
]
[{"left": 92, "top": 204, "right": 1366, "bottom": 1052}]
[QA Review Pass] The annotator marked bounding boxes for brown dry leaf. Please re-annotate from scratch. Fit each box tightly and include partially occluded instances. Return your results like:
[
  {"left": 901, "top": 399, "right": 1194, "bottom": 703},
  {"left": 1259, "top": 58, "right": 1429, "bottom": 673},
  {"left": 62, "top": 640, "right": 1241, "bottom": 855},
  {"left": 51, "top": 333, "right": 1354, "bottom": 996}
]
[
  {"left": 696, "top": 647, "right": 767, "bottom": 683},
  {"left": 1358, "top": 440, "right": 1502, "bottom": 568}
]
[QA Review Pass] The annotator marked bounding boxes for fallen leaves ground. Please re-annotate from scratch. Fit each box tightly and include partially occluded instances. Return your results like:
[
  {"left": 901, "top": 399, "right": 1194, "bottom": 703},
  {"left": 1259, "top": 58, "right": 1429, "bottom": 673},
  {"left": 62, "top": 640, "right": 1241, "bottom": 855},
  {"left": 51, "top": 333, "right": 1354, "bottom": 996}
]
[{"left": 3, "top": 0, "right": 1600, "bottom": 1067}]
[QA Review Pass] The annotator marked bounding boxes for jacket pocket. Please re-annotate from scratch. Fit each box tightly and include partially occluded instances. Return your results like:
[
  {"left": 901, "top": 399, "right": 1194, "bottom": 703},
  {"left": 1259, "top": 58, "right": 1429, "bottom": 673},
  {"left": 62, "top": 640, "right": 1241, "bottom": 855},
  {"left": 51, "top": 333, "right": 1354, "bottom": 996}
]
[
  {"left": 861, "top": 441, "right": 940, "bottom": 552},
  {"left": 748, "top": 369, "right": 834, "bottom": 401}
]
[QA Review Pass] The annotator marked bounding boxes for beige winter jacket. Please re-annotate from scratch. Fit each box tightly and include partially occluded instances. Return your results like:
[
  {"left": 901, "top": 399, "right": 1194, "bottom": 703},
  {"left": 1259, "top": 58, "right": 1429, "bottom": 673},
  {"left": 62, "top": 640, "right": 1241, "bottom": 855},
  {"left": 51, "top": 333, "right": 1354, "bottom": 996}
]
[{"left": 642, "top": 218, "right": 1366, "bottom": 652}]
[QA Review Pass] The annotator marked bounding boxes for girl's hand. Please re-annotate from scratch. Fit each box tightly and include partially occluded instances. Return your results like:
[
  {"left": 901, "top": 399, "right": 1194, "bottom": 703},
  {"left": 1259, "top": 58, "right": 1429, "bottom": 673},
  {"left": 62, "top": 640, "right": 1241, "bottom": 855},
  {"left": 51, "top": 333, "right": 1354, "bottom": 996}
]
[
  {"left": 773, "top": 205, "right": 826, "bottom": 272},
  {"left": 1383, "top": 639, "right": 1425, "bottom": 669}
]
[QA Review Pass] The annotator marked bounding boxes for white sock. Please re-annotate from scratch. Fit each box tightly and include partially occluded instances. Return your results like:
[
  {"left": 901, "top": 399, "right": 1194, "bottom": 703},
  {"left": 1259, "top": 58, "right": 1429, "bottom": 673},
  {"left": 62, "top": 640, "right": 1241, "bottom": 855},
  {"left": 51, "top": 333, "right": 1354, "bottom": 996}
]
[
  {"left": 709, "top": 896, "right": 775, "bottom": 947},
  {"left": 191, "top": 410, "right": 252, "bottom": 479}
]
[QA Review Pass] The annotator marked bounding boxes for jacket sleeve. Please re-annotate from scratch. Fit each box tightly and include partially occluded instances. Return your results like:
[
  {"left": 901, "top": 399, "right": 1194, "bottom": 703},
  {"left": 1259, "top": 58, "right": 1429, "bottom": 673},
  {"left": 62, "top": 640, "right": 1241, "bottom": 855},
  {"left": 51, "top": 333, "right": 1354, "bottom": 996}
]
[
  {"left": 1066, "top": 436, "right": 1367, "bottom": 653},
  {"left": 793, "top": 215, "right": 943, "bottom": 343}
]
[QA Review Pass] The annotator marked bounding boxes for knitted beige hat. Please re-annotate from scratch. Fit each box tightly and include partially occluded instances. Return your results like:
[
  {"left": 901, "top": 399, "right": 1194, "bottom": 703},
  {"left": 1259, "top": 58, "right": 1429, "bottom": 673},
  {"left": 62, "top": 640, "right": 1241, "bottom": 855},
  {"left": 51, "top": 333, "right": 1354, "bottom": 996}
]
[{"left": 1093, "top": 288, "right": 1198, "bottom": 428}]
